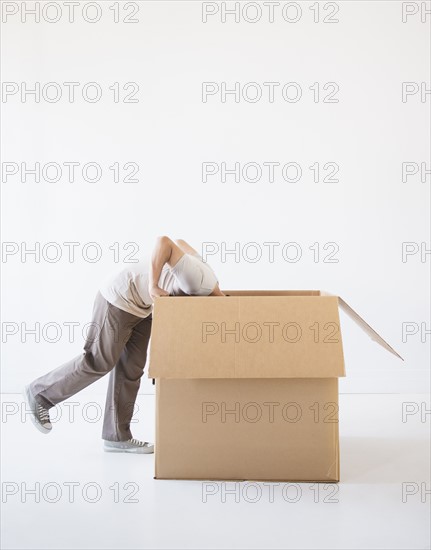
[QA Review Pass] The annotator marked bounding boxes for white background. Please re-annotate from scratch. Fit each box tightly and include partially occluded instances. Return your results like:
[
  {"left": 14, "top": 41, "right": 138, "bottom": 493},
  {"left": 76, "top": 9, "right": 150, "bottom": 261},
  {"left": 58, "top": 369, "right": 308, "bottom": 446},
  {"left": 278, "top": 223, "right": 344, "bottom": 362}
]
[{"left": 1, "top": 0, "right": 430, "bottom": 395}]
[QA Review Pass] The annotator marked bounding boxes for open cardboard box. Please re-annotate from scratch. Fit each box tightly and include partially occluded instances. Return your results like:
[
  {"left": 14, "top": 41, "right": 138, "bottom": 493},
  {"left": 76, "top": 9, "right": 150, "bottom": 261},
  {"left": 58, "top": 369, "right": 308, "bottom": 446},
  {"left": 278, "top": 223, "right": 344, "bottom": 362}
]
[{"left": 148, "top": 290, "right": 402, "bottom": 482}]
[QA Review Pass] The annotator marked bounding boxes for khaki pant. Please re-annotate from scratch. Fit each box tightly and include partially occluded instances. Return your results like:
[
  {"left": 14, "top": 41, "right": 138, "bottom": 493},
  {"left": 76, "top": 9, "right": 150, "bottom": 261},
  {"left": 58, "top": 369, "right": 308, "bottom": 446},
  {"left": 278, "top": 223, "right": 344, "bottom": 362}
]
[{"left": 29, "top": 292, "right": 152, "bottom": 441}]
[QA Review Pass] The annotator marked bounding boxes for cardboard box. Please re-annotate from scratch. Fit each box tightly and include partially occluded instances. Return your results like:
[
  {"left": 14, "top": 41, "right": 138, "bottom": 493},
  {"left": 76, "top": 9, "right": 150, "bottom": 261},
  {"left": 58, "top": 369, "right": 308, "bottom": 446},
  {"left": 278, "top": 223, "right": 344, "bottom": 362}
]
[{"left": 148, "top": 290, "right": 402, "bottom": 482}]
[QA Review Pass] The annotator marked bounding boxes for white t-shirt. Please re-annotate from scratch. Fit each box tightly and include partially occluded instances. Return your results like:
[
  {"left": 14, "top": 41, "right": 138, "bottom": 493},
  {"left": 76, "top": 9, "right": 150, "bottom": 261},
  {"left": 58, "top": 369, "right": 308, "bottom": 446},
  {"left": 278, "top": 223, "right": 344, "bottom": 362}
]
[{"left": 99, "top": 253, "right": 218, "bottom": 318}]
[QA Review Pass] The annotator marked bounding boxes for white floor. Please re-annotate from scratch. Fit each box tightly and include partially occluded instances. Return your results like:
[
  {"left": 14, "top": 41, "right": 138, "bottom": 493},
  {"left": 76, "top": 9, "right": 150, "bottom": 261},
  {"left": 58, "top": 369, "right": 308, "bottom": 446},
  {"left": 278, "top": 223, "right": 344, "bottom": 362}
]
[{"left": 1, "top": 392, "right": 430, "bottom": 550}]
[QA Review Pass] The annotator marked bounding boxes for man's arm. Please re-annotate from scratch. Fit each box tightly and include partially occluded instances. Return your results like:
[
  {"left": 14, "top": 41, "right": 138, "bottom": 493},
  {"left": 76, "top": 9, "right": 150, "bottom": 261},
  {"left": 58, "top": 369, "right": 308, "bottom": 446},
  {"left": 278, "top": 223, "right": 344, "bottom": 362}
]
[{"left": 149, "top": 236, "right": 185, "bottom": 299}]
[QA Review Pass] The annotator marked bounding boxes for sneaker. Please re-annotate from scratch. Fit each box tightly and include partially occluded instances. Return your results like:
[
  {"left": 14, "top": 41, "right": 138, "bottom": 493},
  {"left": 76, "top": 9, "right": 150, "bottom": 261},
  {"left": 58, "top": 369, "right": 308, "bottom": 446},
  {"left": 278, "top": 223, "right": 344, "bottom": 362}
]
[
  {"left": 22, "top": 385, "right": 52, "bottom": 434},
  {"left": 103, "top": 438, "right": 154, "bottom": 454}
]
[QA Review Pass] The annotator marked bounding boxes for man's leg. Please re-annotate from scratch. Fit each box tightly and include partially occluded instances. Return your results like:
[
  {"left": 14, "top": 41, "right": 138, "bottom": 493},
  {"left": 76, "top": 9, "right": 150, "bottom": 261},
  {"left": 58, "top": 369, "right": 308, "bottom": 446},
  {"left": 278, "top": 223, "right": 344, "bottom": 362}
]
[
  {"left": 28, "top": 292, "right": 142, "bottom": 410},
  {"left": 102, "top": 315, "right": 152, "bottom": 441}
]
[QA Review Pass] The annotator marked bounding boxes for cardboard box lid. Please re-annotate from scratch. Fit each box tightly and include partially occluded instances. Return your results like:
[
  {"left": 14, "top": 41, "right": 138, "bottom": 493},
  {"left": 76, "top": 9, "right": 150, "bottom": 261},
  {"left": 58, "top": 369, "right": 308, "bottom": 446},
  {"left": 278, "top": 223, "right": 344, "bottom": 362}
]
[
  {"left": 148, "top": 290, "right": 402, "bottom": 379},
  {"left": 321, "top": 292, "right": 403, "bottom": 361}
]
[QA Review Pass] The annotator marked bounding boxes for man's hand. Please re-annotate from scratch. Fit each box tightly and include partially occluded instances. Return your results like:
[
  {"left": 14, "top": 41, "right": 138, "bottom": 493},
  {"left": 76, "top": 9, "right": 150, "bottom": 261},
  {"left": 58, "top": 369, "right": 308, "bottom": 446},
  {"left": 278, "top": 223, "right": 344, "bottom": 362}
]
[
  {"left": 210, "top": 283, "right": 225, "bottom": 296},
  {"left": 149, "top": 285, "right": 170, "bottom": 300}
]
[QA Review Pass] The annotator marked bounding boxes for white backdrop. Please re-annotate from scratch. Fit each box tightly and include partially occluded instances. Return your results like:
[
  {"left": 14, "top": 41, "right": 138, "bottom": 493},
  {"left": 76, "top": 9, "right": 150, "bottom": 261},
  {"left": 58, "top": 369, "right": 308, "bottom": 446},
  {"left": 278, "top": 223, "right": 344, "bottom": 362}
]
[{"left": 1, "top": 0, "right": 430, "bottom": 395}]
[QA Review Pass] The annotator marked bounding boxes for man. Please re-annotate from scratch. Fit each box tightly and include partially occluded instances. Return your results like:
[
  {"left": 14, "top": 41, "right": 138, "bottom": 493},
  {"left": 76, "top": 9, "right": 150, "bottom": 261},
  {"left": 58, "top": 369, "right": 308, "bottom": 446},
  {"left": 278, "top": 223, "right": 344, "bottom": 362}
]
[{"left": 23, "top": 236, "right": 224, "bottom": 453}]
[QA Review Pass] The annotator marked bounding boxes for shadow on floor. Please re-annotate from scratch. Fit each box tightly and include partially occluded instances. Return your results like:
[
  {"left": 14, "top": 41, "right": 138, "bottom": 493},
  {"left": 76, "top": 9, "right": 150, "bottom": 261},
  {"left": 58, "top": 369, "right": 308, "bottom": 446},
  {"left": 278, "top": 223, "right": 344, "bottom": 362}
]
[{"left": 340, "top": 436, "right": 430, "bottom": 483}]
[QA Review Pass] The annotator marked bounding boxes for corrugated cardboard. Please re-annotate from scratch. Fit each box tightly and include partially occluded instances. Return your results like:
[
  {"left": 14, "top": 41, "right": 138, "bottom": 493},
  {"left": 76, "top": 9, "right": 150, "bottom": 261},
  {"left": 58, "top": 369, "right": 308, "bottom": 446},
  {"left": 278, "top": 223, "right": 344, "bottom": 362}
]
[{"left": 148, "top": 290, "right": 402, "bottom": 482}]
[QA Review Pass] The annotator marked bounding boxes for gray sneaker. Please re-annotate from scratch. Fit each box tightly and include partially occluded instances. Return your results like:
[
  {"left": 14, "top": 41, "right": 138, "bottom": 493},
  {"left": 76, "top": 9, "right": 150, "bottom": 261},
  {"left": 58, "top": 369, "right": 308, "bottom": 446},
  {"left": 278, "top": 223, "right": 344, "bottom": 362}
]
[
  {"left": 103, "top": 438, "right": 154, "bottom": 454},
  {"left": 22, "top": 385, "right": 52, "bottom": 434}
]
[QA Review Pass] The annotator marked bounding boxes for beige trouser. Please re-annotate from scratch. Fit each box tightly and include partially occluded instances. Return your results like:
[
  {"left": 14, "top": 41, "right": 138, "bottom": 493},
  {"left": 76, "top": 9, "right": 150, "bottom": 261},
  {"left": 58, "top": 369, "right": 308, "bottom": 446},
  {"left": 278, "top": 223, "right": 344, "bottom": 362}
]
[{"left": 29, "top": 292, "right": 152, "bottom": 441}]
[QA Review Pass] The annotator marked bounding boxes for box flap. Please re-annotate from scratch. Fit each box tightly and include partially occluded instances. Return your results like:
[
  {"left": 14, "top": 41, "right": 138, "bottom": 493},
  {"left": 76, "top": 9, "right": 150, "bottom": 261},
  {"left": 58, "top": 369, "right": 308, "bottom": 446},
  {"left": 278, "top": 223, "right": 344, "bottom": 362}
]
[
  {"left": 338, "top": 297, "right": 404, "bottom": 360},
  {"left": 148, "top": 294, "right": 345, "bottom": 379},
  {"left": 321, "top": 291, "right": 403, "bottom": 360}
]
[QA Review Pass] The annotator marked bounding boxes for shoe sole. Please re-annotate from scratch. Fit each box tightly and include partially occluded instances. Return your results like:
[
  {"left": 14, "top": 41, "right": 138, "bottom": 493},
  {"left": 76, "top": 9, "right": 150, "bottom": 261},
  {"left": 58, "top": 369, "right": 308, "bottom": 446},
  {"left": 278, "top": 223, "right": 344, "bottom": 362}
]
[
  {"left": 22, "top": 386, "right": 52, "bottom": 435},
  {"left": 104, "top": 445, "right": 154, "bottom": 454}
]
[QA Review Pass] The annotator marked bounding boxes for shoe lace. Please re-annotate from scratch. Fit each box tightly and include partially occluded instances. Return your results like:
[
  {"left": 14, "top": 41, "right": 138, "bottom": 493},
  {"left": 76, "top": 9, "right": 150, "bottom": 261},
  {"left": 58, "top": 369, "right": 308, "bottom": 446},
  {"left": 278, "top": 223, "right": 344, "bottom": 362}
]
[
  {"left": 37, "top": 404, "right": 50, "bottom": 424},
  {"left": 129, "top": 438, "right": 146, "bottom": 447}
]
